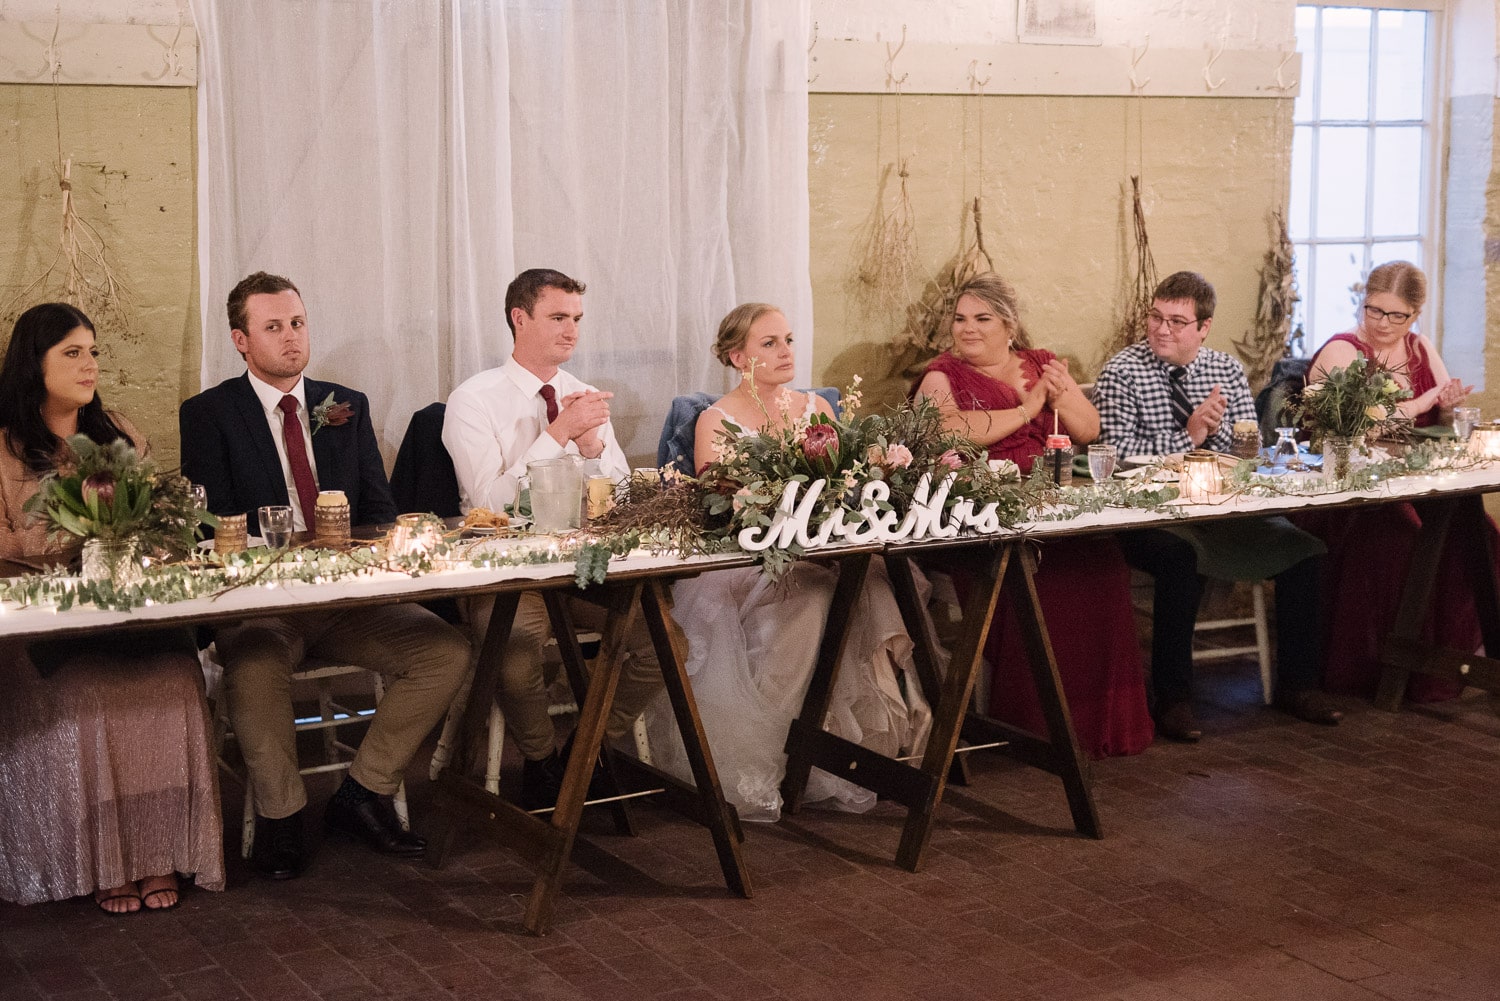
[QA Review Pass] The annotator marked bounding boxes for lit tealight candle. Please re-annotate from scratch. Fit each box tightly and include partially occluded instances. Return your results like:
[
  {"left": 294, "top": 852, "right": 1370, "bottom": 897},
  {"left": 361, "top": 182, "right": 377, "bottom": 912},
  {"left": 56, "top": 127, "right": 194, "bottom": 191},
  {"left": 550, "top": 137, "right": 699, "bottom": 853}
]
[{"left": 1178, "top": 450, "right": 1223, "bottom": 503}]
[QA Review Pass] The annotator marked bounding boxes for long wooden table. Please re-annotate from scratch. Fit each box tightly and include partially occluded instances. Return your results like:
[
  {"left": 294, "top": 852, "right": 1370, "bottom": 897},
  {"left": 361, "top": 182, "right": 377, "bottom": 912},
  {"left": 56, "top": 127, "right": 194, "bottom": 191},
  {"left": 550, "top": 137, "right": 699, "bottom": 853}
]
[
  {"left": 775, "top": 464, "right": 1500, "bottom": 873},
  {"left": 6, "top": 464, "right": 1500, "bottom": 930},
  {"left": 0, "top": 545, "right": 764, "bottom": 935}
]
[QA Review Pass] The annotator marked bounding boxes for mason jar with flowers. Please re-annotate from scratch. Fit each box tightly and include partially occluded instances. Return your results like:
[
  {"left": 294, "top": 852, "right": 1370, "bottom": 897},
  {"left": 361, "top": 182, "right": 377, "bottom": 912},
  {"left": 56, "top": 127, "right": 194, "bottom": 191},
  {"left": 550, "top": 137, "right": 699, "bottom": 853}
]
[
  {"left": 24, "top": 435, "right": 210, "bottom": 588},
  {"left": 1291, "top": 356, "right": 1411, "bottom": 484}
]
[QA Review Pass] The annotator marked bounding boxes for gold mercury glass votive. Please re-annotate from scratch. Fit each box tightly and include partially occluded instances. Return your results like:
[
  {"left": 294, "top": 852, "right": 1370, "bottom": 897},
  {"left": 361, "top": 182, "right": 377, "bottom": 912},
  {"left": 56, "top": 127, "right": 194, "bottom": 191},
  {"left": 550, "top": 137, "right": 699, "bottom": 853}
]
[
  {"left": 1178, "top": 450, "right": 1223, "bottom": 503},
  {"left": 314, "top": 490, "right": 351, "bottom": 546},
  {"left": 1230, "top": 420, "right": 1261, "bottom": 461},
  {"left": 215, "top": 513, "right": 248, "bottom": 554},
  {"left": 585, "top": 476, "right": 615, "bottom": 521},
  {"left": 1469, "top": 420, "right": 1500, "bottom": 459}
]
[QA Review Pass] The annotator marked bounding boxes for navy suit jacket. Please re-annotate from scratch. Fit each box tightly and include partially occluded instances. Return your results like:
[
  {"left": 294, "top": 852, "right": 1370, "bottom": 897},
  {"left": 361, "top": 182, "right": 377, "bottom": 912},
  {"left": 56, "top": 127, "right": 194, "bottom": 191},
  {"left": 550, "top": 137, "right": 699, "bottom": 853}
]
[{"left": 179, "top": 373, "right": 398, "bottom": 536}]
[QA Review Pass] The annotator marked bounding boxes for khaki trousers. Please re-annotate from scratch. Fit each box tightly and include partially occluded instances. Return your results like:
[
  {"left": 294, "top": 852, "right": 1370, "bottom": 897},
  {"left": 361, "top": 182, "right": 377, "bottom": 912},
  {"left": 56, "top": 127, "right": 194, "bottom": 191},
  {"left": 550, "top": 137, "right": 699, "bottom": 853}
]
[
  {"left": 217, "top": 604, "right": 470, "bottom": 819},
  {"left": 464, "top": 591, "right": 663, "bottom": 761}
]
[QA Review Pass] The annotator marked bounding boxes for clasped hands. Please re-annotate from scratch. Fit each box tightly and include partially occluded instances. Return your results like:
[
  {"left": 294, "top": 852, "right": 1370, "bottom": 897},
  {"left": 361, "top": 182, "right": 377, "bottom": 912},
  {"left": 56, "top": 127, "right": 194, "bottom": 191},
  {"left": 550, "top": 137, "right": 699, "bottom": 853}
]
[
  {"left": 1020, "top": 359, "right": 1081, "bottom": 418},
  {"left": 547, "top": 389, "right": 612, "bottom": 458}
]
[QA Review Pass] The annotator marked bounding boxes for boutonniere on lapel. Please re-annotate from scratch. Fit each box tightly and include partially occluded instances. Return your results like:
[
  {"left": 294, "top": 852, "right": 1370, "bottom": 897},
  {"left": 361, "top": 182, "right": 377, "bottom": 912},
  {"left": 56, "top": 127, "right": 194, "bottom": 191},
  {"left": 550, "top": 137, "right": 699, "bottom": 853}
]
[{"left": 310, "top": 392, "right": 355, "bottom": 435}]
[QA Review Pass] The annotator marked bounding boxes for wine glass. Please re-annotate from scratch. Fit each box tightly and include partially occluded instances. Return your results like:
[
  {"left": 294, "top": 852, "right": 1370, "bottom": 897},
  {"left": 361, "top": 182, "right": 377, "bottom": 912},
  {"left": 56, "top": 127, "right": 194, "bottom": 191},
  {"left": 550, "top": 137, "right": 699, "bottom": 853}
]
[
  {"left": 1272, "top": 428, "right": 1305, "bottom": 472},
  {"left": 1087, "top": 444, "right": 1117, "bottom": 487},
  {"left": 189, "top": 482, "right": 207, "bottom": 513}
]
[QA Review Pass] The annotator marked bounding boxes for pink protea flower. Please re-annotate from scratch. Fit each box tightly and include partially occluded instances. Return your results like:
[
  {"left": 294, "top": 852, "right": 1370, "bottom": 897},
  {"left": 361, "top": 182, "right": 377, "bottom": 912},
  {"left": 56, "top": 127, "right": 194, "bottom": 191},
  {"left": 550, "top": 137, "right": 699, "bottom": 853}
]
[
  {"left": 82, "top": 471, "right": 116, "bottom": 508},
  {"left": 937, "top": 449, "right": 963, "bottom": 470},
  {"left": 802, "top": 422, "right": 839, "bottom": 459}
]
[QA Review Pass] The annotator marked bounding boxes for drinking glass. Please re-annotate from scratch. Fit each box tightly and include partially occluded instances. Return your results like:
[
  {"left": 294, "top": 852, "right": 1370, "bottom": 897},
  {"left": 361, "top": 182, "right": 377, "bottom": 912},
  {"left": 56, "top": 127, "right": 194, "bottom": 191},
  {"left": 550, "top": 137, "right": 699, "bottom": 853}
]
[
  {"left": 527, "top": 457, "right": 582, "bottom": 533},
  {"left": 1271, "top": 427, "right": 1305, "bottom": 472},
  {"left": 189, "top": 482, "right": 208, "bottom": 516},
  {"left": 1086, "top": 444, "right": 1117, "bottom": 487},
  {"left": 1453, "top": 406, "right": 1481, "bottom": 441},
  {"left": 257, "top": 505, "right": 294, "bottom": 548}
]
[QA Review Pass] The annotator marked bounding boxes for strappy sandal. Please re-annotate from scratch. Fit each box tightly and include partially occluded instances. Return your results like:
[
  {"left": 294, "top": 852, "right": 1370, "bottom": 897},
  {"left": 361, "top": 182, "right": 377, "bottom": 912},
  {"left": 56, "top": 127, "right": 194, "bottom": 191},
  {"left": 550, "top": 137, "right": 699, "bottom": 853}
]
[
  {"left": 95, "top": 890, "right": 142, "bottom": 916},
  {"left": 140, "top": 888, "right": 180, "bottom": 912}
]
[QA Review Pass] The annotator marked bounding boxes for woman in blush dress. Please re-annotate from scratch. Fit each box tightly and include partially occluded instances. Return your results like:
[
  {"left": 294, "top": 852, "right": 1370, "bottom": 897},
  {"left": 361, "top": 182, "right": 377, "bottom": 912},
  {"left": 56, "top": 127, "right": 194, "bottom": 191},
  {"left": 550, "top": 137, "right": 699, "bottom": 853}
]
[
  {"left": 640, "top": 303, "right": 934, "bottom": 822},
  {"left": 0, "top": 303, "right": 222, "bottom": 914},
  {"left": 912, "top": 273, "right": 1154, "bottom": 758},
  {"left": 1298, "top": 261, "right": 1494, "bottom": 702}
]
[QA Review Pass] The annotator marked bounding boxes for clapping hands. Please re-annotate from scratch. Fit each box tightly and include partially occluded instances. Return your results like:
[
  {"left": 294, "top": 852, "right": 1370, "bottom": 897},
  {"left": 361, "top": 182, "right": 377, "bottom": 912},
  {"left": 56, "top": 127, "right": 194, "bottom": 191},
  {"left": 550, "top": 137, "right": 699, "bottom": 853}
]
[
  {"left": 1436, "top": 377, "right": 1473, "bottom": 410},
  {"left": 1186, "top": 384, "right": 1227, "bottom": 447},
  {"left": 1038, "top": 359, "right": 1079, "bottom": 403}
]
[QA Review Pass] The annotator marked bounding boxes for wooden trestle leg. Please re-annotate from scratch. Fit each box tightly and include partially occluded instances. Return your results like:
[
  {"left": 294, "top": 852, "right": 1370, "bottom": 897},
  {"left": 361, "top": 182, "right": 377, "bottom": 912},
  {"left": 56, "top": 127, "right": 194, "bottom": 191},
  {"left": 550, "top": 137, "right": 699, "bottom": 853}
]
[{"left": 1377, "top": 494, "right": 1500, "bottom": 710}]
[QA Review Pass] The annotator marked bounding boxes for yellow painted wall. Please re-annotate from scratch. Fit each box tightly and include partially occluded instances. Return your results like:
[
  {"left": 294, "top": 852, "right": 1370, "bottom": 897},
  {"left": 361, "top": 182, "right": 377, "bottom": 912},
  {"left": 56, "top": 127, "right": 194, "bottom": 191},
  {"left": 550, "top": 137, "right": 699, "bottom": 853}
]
[
  {"left": 810, "top": 92, "right": 1294, "bottom": 408},
  {"left": 0, "top": 83, "right": 197, "bottom": 468}
]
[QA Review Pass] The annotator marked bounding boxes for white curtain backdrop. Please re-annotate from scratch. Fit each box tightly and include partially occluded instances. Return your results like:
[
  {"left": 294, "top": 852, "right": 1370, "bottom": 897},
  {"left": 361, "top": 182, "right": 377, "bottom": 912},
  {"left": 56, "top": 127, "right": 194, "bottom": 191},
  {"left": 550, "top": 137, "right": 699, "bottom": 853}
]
[{"left": 194, "top": 0, "right": 811, "bottom": 464}]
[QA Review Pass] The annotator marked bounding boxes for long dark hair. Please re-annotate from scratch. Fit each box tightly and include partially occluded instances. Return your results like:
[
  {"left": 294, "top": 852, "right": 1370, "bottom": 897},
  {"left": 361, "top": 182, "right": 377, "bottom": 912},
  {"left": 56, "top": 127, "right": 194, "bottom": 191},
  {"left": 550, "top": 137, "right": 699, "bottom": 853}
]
[{"left": 0, "top": 302, "right": 128, "bottom": 474}]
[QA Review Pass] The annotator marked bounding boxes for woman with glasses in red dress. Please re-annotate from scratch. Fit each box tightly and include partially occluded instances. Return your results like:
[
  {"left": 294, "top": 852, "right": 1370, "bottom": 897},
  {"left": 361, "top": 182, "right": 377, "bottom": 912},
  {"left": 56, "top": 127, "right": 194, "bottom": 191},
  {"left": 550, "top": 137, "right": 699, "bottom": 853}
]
[{"left": 1300, "top": 261, "right": 1492, "bottom": 703}]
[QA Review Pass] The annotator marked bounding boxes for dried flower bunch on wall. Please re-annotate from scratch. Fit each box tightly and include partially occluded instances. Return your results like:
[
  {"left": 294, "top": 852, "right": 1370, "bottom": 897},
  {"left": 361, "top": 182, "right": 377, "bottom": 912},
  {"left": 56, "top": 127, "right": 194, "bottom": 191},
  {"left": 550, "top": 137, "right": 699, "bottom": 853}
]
[
  {"left": 1234, "top": 209, "right": 1300, "bottom": 394},
  {"left": 891, "top": 197, "right": 996, "bottom": 378},
  {"left": 1099, "top": 175, "right": 1157, "bottom": 370}
]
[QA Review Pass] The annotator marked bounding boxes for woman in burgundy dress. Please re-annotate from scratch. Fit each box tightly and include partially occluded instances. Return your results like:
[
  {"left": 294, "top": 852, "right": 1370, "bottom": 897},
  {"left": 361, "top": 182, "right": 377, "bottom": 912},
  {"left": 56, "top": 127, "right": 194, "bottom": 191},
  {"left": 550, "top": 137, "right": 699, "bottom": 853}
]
[
  {"left": 1301, "top": 260, "right": 1492, "bottom": 702},
  {"left": 913, "top": 273, "right": 1153, "bottom": 758}
]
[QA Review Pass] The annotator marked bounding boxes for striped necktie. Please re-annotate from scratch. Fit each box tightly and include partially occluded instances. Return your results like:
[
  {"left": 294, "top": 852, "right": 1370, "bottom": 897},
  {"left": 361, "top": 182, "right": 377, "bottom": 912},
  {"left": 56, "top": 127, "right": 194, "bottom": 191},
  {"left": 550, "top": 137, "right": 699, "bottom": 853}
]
[{"left": 1169, "top": 366, "right": 1193, "bottom": 429}]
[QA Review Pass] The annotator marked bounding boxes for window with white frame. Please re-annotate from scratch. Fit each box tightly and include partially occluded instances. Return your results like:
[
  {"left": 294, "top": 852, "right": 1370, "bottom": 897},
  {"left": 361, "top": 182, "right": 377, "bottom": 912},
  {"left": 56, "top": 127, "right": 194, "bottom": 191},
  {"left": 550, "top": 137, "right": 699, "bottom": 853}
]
[{"left": 1289, "top": 3, "right": 1439, "bottom": 353}]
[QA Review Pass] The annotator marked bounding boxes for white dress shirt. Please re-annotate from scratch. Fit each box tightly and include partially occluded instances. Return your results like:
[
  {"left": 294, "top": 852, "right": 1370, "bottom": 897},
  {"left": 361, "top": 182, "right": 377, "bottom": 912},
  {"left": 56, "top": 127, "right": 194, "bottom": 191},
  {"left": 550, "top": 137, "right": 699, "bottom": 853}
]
[
  {"left": 246, "top": 371, "right": 320, "bottom": 531},
  {"left": 442, "top": 357, "right": 629, "bottom": 513}
]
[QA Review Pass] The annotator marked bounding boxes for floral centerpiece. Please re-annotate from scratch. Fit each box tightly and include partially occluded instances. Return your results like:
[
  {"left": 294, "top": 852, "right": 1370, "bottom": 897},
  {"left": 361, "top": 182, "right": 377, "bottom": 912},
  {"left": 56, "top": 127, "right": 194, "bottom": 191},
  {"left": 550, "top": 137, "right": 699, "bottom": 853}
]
[
  {"left": 590, "top": 379, "right": 1040, "bottom": 578},
  {"left": 1291, "top": 355, "right": 1411, "bottom": 482},
  {"left": 23, "top": 435, "right": 210, "bottom": 587}
]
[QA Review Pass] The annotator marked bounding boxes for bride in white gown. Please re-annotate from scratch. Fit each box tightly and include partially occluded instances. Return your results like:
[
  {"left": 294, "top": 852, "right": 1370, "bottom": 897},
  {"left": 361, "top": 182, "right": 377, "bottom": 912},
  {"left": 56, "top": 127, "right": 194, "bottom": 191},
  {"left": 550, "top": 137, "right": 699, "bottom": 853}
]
[{"left": 640, "top": 303, "right": 937, "bottom": 822}]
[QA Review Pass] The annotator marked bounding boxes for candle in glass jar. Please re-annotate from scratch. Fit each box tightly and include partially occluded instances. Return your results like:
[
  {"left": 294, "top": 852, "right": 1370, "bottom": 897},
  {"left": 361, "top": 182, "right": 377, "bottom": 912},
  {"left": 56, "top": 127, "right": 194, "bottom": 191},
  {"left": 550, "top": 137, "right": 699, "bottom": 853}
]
[
  {"left": 1178, "top": 450, "right": 1223, "bottom": 502},
  {"left": 1470, "top": 420, "right": 1500, "bottom": 459}
]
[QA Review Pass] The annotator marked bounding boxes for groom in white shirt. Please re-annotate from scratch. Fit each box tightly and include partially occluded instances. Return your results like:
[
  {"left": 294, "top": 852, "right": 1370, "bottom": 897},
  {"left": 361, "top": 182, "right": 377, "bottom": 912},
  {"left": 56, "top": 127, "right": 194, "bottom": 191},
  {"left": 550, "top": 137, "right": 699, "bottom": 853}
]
[{"left": 442, "top": 268, "right": 658, "bottom": 809}]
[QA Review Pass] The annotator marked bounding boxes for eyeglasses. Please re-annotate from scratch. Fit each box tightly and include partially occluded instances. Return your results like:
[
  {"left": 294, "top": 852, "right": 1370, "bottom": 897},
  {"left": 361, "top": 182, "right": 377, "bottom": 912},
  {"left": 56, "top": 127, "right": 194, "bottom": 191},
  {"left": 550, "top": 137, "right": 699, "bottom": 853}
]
[
  {"left": 1146, "top": 311, "right": 1201, "bottom": 334},
  {"left": 1363, "top": 304, "right": 1412, "bottom": 325}
]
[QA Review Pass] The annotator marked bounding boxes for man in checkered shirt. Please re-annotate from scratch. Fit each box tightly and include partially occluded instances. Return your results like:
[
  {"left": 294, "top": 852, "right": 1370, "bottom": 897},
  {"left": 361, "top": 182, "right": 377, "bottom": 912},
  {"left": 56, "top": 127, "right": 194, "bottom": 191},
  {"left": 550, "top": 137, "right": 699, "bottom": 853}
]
[{"left": 1095, "top": 272, "right": 1341, "bottom": 742}]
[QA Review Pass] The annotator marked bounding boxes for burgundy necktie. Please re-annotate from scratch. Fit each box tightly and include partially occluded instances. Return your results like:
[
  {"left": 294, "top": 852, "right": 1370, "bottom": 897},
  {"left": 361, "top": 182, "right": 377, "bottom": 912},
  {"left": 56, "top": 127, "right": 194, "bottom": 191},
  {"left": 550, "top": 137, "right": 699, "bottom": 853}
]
[
  {"left": 277, "top": 395, "right": 319, "bottom": 526},
  {"left": 539, "top": 384, "right": 559, "bottom": 424}
]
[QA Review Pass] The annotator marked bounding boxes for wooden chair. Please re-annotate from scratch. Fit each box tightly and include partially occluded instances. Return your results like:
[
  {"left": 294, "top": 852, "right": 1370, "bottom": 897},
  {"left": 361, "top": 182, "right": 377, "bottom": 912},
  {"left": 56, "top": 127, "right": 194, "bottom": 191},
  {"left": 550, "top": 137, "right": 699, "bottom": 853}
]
[{"left": 208, "top": 649, "right": 410, "bottom": 858}]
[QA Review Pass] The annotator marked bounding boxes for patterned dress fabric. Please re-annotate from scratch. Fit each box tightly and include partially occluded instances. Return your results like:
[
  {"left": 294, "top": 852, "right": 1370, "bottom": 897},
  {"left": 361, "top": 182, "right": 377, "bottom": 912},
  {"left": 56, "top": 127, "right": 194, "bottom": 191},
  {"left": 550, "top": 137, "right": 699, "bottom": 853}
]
[{"left": 0, "top": 418, "right": 223, "bottom": 904}]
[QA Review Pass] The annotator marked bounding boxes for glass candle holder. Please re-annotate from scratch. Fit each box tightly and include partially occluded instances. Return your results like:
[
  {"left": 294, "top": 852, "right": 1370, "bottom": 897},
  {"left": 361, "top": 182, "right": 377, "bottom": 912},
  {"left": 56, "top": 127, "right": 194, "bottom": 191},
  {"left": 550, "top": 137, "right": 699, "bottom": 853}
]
[
  {"left": 1469, "top": 420, "right": 1500, "bottom": 459},
  {"left": 314, "top": 490, "right": 351, "bottom": 546},
  {"left": 387, "top": 513, "right": 442, "bottom": 556},
  {"left": 1178, "top": 450, "right": 1223, "bottom": 503},
  {"left": 214, "top": 513, "right": 248, "bottom": 554}
]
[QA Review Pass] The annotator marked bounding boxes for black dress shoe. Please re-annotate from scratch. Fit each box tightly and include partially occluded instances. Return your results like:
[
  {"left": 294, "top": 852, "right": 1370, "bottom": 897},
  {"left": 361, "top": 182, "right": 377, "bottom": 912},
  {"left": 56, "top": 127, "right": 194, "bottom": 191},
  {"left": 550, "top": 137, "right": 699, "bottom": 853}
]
[
  {"left": 324, "top": 797, "right": 427, "bottom": 858},
  {"left": 254, "top": 811, "right": 306, "bottom": 880},
  {"left": 1275, "top": 689, "right": 1343, "bottom": 726},
  {"left": 520, "top": 750, "right": 565, "bottom": 812}
]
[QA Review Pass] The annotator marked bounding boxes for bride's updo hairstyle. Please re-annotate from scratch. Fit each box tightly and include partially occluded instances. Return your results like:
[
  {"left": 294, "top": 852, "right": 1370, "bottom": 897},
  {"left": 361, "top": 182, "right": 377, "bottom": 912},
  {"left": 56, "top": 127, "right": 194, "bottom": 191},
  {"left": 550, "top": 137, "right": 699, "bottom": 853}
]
[
  {"left": 952, "top": 272, "right": 1033, "bottom": 350},
  {"left": 713, "top": 302, "right": 782, "bottom": 368}
]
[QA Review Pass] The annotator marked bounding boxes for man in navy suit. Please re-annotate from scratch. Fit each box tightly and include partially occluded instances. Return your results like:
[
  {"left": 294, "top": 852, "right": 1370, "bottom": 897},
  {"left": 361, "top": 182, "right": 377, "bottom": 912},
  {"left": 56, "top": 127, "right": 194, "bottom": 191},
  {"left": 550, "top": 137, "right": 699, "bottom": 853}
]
[{"left": 180, "top": 271, "right": 469, "bottom": 879}]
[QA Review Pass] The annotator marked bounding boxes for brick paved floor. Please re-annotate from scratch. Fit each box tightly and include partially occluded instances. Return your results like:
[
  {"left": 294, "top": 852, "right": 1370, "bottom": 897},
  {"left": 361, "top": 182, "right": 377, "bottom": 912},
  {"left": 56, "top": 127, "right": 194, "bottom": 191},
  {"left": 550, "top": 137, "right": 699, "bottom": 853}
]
[{"left": 3, "top": 664, "right": 1499, "bottom": 1001}]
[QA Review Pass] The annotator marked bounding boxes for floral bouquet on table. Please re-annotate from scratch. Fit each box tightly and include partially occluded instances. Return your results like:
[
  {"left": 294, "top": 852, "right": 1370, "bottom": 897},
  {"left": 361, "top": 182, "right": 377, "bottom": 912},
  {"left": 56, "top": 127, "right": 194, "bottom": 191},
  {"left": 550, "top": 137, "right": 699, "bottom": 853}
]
[
  {"left": 588, "top": 377, "right": 1037, "bottom": 579},
  {"left": 1291, "top": 355, "right": 1412, "bottom": 446},
  {"left": 24, "top": 435, "right": 211, "bottom": 584},
  {"left": 1291, "top": 355, "right": 1411, "bottom": 482}
]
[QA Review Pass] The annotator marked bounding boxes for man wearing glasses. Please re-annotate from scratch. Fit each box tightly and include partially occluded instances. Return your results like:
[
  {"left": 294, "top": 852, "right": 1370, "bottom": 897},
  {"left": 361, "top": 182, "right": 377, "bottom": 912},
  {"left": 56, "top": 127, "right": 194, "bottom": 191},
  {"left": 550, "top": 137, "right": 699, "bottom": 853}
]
[{"left": 1094, "top": 272, "right": 1341, "bottom": 741}]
